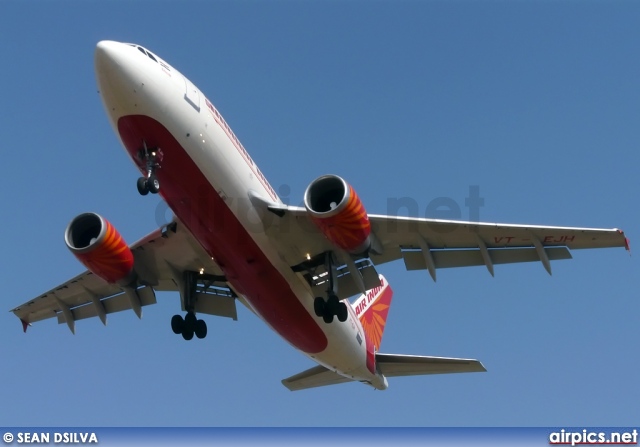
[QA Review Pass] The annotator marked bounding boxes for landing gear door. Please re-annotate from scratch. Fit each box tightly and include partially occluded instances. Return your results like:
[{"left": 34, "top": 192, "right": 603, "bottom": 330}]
[{"left": 183, "top": 75, "right": 200, "bottom": 112}]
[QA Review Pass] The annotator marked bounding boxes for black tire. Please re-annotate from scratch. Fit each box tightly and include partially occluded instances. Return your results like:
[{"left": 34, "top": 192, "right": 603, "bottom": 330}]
[
  {"left": 137, "top": 177, "right": 149, "bottom": 196},
  {"left": 314, "top": 297, "right": 325, "bottom": 317},
  {"left": 147, "top": 174, "right": 160, "bottom": 194},
  {"left": 327, "top": 294, "right": 339, "bottom": 316},
  {"left": 184, "top": 311, "right": 197, "bottom": 331},
  {"left": 337, "top": 302, "right": 348, "bottom": 322},
  {"left": 322, "top": 312, "right": 334, "bottom": 324},
  {"left": 195, "top": 319, "right": 208, "bottom": 339},
  {"left": 181, "top": 329, "right": 194, "bottom": 341},
  {"left": 171, "top": 314, "right": 184, "bottom": 334}
]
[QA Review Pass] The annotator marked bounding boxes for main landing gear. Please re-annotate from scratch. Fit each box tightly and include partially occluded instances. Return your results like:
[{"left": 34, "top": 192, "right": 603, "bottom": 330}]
[
  {"left": 171, "top": 312, "right": 207, "bottom": 340},
  {"left": 136, "top": 143, "right": 162, "bottom": 195},
  {"left": 314, "top": 294, "right": 348, "bottom": 323},
  {"left": 171, "top": 271, "right": 209, "bottom": 340},
  {"left": 313, "top": 252, "right": 348, "bottom": 324}
]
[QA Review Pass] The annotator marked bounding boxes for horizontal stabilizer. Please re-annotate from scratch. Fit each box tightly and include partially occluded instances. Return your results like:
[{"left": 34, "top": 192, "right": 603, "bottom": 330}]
[
  {"left": 282, "top": 353, "right": 485, "bottom": 391},
  {"left": 281, "top": 365, "right": 351, "bottom": 391},
  {"left": 376, "top": 353, "right": 486, "bottom": 377}
]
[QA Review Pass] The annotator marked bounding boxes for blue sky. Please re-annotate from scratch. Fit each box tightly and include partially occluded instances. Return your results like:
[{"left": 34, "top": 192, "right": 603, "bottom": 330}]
[{"left": 1, "top": 0, "right": 638, "bottom": 427}]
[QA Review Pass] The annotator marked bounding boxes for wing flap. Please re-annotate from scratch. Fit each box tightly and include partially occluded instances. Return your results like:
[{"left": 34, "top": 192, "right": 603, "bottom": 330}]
[
  {"left": 281, "top": 365, "right": 353, "bottom": 391},
  {"left": 376, "top": 353, "right": 486, "bottom": 376},
  {"left": 402, "top": 246, "right": 572, "bottom": 270},
  {"left": 55, "top": 286, "right": 157, "bottom": 324},
  {"left": 12, "top": 272, "right": 122, "bottom": 324}
]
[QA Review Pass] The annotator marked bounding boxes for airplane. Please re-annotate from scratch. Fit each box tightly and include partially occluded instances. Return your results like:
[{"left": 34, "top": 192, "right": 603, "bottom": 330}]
[{"left": 11, "top": 40, "right": 629, "bottom": 391}]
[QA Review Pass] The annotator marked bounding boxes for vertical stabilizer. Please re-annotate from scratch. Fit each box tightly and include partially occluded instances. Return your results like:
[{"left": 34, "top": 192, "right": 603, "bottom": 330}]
[{"left": 352, "top": 274, "right": 393, "bottom": 350}]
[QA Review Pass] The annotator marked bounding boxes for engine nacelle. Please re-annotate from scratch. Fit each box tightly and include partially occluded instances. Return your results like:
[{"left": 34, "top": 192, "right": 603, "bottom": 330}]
[
  {"left": 64, "top": 213, "right": 134, "bottom": 284},
  {"left": 303, "top": 174, "right": 371, "bottom": 254}
]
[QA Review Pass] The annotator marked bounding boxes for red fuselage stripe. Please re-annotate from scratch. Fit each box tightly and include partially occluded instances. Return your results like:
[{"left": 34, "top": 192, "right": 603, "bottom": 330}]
[{"left": 117, "top": 114, "right": 328, "bottom": 354}]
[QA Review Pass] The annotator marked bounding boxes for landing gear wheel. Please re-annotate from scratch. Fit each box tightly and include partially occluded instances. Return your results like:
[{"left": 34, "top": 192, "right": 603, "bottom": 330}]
[
  {"left": 147, "top": 173, "right": 160, "bottom": 194},
  {"left": 171, "top": 314, "right": 184, "bottom": 334},
  {"left": 137, "top": 177, "right": 149, "bottom": 196},
  {"left": 184, "top": 311, "right": 197, "bottom": 331},
  {"left": 327, "top": 294, "right": 340, "bottom": 316},
  {"left": 172, "top": 312, "right": 206, "bottom": 340},
  {"left": 319, "top": 294, "right": 346, "bottom": 324},
  {"left": 137, "top": 143, "right": 162, "bottom": 196},
  {"left": 195, "top": 319, "right": 207, "bottom": 339},
  {"left": 337, "top": 302, "right": 348, "bottom": 322},
  {"left": 321, "top": 295, "right": 339, "bottom": 323},
  {"left": 181, "top": 329, "right": 194, "bottom": 341},
  {"left": 314, "top": 297, "right": 325, "bottom": 317}
]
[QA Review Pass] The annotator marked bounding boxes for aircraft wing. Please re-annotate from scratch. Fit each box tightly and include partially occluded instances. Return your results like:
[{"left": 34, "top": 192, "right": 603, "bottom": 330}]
[
  {"left": 366, "top": 214, "right": 629, "bottom": 278},
  {"left": 11, "top": 219, "right": 237, "bottom": 333},
  {"left": 264, "top": 205, "right": 628, "bottom": 283}
]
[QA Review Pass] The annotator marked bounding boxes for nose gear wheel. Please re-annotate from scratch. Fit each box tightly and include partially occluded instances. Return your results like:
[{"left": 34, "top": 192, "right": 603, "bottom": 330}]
[{"left": 136, "top": 142, "right": 163, "bottom": 195}]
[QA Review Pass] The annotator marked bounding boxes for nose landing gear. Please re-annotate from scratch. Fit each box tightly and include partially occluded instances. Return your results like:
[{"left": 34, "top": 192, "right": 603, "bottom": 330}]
[{"left": 136, "top": 143, "right": 163, "bottom": 195}]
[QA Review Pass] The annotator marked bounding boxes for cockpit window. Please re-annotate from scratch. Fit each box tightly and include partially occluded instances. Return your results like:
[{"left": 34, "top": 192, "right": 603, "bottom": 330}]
[{"left": 136, "top": 46, "right": 158, "bottom": 63}]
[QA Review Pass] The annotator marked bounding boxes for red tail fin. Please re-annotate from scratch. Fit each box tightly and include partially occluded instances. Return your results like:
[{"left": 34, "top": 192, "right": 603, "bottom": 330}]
[{"left": 352, "top": 275, "right": 393, "bottom": 350}]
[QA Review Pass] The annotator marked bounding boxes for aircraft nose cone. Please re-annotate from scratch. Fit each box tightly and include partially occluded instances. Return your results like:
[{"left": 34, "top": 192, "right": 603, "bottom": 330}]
[
  {"left": 95, "top": 40, "right": 124, "bottom": 72},
  {"left": 95, "top": 40, "right": 141, "bottom": 121}
]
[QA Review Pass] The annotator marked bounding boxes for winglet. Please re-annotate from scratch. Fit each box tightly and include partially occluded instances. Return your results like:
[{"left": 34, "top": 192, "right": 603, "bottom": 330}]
[
  {"left": 619, "top": 230, "right": 631, "bottom": 253},
  {"left": 20, "top": 319, "right": 30, "bottom": 333}
]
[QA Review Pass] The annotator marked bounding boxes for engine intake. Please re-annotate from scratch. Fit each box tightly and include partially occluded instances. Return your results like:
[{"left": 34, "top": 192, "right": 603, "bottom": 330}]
[
  {"left": 65, "top": 213, "right": 134, "bottom": 284},
  {"left": 304, "top": 175, "right": 371, "bottom": 254}
]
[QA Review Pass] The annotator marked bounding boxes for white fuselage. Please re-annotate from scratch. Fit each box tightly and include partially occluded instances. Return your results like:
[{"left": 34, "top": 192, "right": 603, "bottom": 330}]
[{"left": 94, "top": 40, "right": 386, "bottom": 389}]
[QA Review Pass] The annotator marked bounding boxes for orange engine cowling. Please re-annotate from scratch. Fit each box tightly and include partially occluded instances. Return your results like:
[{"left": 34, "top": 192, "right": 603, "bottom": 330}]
[
  {"left": 64, "top": 213, "right": 134, "bottom": 284},
  {"left": 304, "top": 175, "right": 371, "bottom": 254}
]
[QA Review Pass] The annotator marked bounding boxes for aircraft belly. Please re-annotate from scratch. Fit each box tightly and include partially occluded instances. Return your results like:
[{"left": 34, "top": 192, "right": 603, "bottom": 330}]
[
  {"left": 110, "top": 80, "right": 371, "bottom": 374},
  {"left": 176, "top": 112, "right": 373, "bottom": 380},
  {"left": 116, "top": 113, "right": 330, "bottom": 354}
]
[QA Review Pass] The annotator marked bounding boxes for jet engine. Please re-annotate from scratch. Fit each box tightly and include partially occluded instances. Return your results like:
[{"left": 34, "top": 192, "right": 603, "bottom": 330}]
[
  {"left": 304, "top": 174, "right": 371, "bottom": 254},
  {"left": 64, "top": 213, "right": 134, "bottom": 284}
]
